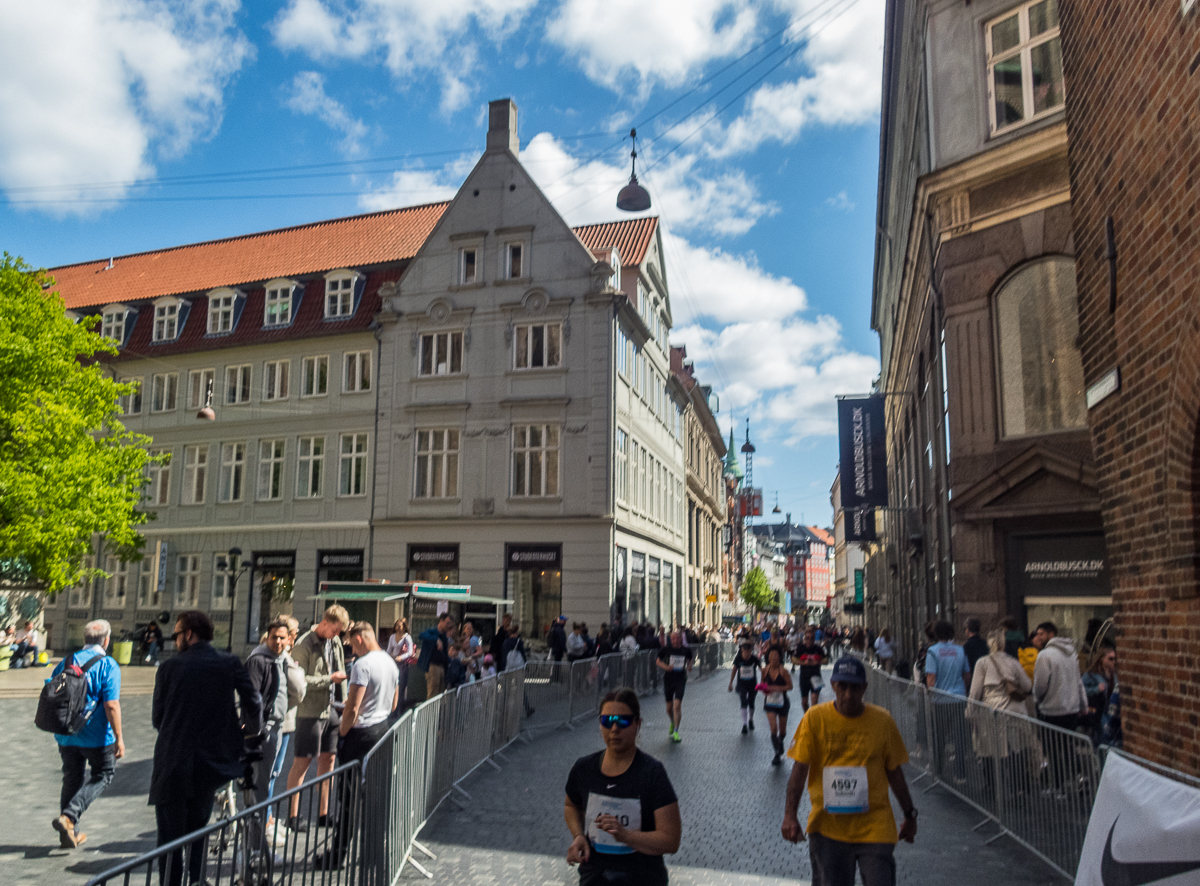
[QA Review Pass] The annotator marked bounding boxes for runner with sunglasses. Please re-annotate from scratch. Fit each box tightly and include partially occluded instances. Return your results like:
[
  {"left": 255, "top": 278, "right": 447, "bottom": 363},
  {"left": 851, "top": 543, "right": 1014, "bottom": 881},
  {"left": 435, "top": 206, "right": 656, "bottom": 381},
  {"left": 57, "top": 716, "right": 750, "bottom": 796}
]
[
  {"left": 565, "top": 688, "right": 682, "bottom": 886},
  {"left": 727, "top": 641, "right": 761, "bottom": 734}
]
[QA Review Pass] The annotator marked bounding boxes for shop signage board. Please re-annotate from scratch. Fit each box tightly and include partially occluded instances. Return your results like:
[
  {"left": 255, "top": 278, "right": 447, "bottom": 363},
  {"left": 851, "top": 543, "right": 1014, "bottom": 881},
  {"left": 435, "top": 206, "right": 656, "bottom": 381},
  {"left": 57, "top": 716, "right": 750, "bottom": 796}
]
[
  {"left": 506, "top": 544, "right": 562, "bottom": 568},
  {"left": 854, "top": 569, "right": 864, "bottom": 604},
  {"left": 845, "top": 506, "right": 876, "bottom": 542},
  {"left": 318, "top": 549, "right": 364, "bottom": 569},
  {"left": 838, "top": 396, "right": 888, "bottom": 509}
]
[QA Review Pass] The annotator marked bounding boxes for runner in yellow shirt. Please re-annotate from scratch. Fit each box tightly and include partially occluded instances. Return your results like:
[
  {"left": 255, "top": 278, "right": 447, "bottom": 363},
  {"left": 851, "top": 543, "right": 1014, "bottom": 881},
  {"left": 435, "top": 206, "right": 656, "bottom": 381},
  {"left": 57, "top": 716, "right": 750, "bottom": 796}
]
[{"left": 780, "top": 656, "right": 918, "bottom": 886}]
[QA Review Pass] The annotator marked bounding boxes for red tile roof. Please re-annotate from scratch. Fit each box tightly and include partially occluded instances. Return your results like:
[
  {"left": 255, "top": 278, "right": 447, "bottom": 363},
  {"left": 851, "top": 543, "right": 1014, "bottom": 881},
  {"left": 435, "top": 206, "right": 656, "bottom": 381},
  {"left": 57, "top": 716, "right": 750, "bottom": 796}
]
[
  {"left": 573, "top": 217, "right": 658, "bottom": 266},
  {"left": 50, "top": 202, "right": 451, "bottom": 309}
]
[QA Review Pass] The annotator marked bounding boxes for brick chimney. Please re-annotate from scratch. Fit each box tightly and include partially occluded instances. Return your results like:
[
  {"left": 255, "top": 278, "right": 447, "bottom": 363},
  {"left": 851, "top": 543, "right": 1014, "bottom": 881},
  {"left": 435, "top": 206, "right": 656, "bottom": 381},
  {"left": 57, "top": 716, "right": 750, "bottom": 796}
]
[{"left": 487, "top": 98, "right": 519, "bottom": 154}]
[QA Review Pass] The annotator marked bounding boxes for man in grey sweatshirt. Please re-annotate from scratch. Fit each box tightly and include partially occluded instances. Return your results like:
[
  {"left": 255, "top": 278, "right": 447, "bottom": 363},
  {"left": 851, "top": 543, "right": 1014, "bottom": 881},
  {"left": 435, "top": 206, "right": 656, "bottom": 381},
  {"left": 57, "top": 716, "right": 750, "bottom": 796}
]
[
  {"left": 1031, "top": 622, "right": 1088, "bottom": 731},
  {"left": 245, "top": 619, "right": 291, "bottom": 811}
]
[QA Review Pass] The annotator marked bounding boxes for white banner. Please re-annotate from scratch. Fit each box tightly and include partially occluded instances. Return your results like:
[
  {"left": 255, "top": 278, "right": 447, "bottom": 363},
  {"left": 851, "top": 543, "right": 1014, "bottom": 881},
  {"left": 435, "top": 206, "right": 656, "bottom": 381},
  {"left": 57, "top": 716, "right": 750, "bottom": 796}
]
[{"left": 1075, "top": 751, "right": 1200, "bottom": 886}]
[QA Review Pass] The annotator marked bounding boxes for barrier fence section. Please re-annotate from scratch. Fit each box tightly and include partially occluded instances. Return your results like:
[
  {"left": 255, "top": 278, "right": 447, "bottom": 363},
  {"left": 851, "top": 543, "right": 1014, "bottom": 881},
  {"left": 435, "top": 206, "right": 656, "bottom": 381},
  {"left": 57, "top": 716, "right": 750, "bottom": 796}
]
[
  {"left": 86, "top": 641, "right": 734, "bottom": 886},
  {"left": 865, "top": 669, "right": 1099, "bottom": 879}
]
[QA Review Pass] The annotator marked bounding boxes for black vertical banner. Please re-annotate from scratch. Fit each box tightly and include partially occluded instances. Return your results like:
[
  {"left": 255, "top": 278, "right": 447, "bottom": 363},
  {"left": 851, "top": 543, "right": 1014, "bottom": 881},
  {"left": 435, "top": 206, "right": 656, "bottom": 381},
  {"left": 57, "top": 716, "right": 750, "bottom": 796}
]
[
  {"left": 845, "top": 506, "right": 876, "bottom": 542},
  {"left": 838, "top": 396, "right": 888, "bottom": 509}
]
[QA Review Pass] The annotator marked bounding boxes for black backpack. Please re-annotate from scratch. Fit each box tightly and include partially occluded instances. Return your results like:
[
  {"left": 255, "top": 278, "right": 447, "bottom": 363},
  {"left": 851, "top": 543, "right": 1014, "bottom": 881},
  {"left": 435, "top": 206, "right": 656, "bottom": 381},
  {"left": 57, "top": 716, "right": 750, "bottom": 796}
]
[{"left": 35, "top": 652, "right": 103, "bottom": 736}]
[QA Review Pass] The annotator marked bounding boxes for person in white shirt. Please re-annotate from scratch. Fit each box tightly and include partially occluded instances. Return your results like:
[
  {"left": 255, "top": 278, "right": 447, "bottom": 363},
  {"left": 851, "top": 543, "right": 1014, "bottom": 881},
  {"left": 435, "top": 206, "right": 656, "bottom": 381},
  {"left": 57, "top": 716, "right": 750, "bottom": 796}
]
[
  {"left": 13, "top": 621, "right": 40, "bottom": 668},
  {"left": 873, "top": 629, "right": 896, "bottom": 674},
  {"left": 386, "top": 618, "right": 417, "bottom": 712}
]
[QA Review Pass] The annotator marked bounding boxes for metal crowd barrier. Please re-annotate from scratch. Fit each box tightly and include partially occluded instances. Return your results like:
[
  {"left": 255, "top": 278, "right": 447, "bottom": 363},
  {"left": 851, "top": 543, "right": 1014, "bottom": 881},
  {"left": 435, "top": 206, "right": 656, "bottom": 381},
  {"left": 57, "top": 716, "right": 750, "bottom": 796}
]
[
  {"left": 865, "top": 669, "right": 1100, "bottom": 879},
  {"left": 86, "top": 640, "right": 734, "bottom": 886}
]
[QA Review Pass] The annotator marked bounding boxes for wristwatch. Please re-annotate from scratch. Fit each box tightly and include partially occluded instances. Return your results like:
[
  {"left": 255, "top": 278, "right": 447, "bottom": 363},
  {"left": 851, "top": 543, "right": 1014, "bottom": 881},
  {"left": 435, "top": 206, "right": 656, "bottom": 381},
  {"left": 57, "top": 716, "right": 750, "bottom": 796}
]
[{"left": 903, "top": 808, "right": 918, "bottom": 821}]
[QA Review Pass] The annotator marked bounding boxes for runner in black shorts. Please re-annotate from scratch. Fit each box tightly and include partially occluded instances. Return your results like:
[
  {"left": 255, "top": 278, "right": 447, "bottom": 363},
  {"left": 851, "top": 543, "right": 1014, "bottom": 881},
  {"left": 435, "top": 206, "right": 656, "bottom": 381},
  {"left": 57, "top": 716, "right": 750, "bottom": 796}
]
[
  {"left": 760, "top": 647, "right": 793, "bottom": 765},
  {"left": 727, "top": 642, "right": 761, "bottom": 734},
  {"left": 656, "top": 632, "right": 693, "bottom": 743},
  {"left": 793, "top": 625, "right": 827, "bottom": 712}
]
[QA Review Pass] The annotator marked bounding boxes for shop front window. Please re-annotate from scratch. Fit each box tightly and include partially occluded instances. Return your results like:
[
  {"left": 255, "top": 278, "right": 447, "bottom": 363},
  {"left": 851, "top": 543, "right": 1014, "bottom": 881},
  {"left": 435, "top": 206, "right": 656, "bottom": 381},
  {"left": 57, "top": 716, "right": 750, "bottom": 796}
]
[
  {"left": 629, "top": 552, "right": 646, "bottom": 626},
  {"left": 248, "top": 551, "right": 295, "bottom": 648},
  {"left": 648, "top": 557, "right": 661, "bottom": 628},
  {"left": 506, "top": 544, "right": 562, "bottom": 643},
  {"left": 408, "top": 545, "right": 459, "bottom": 584}
]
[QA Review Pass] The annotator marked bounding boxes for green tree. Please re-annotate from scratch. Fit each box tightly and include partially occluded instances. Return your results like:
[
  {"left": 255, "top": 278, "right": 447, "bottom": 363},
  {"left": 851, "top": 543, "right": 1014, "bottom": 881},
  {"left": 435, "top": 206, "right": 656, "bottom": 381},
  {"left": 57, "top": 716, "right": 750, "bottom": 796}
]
[
  {"left": 739, "top": 566, "right": 777, "bottom": 612},
  {"left": 0, "top": 254, "right": 154, "bottom": 594}
]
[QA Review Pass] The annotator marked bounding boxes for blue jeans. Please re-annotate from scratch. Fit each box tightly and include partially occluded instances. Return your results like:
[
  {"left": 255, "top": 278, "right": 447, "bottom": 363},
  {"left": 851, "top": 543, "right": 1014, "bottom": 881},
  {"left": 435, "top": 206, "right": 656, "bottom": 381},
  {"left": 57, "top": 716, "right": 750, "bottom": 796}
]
[
  {"left": 267, "top": 732, "right": 290, "bottom": 800},
  {"left": 59, "top": 743, "right": 116, "bottom": 823}
]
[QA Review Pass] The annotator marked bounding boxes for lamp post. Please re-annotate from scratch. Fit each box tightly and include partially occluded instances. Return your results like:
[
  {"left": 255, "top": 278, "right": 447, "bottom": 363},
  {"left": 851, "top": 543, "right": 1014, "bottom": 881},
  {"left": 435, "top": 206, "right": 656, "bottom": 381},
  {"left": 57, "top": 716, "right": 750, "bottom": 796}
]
[{"left": 224, "top": 547, "right": 250, "bottom": 653}]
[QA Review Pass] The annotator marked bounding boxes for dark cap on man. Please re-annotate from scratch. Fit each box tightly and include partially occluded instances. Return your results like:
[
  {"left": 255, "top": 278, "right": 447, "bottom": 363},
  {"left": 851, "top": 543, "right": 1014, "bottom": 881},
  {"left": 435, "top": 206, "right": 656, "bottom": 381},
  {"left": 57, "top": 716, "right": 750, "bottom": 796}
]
[{"left": 830, "top": 656, "right": 867, "bottom": 685}]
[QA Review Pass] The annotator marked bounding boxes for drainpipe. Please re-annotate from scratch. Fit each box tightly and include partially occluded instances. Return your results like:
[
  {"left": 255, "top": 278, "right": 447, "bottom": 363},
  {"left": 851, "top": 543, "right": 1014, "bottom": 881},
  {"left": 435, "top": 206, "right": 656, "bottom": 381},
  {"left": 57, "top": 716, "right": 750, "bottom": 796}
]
[{"left": 367, "top": 323, "right": 384, "bottom": 579}]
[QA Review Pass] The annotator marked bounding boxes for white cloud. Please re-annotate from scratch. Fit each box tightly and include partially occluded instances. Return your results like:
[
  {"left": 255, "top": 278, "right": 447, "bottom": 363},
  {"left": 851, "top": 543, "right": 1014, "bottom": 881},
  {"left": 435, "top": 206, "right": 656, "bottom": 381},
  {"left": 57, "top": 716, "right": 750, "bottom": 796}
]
[
  {"left": 271, "top": 0, "right": 537, "bottom": 112},
  {"left": 825, "top": 190, "right": 854, "bottom": 211},
  {"left": 356, "top": 154, "right": 476, "bottom": 210},
  {"left": 545, "top": 0, "right": 760, "bottom": 92},
  {"left": 286, "top": 71, "right": 369, "bottom": 156},
  {"left": 0, "top": 0, "right": 251, "bottom": 215}
]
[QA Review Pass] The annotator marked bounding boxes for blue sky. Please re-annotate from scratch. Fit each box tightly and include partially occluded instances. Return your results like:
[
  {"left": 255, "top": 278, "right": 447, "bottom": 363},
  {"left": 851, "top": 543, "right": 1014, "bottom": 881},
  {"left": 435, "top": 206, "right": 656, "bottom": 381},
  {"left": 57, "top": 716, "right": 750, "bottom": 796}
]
[{"left": 0, "top": 0, "right": 883, "bottom": 528}]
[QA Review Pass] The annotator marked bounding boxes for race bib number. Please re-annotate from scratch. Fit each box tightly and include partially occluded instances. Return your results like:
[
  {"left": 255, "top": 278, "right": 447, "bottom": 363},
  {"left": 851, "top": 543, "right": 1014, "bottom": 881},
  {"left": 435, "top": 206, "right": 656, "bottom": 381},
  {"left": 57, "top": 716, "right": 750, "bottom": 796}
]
[
  {"left": 670, "top": 655, "right": 686, "bottom": 671},
  {"left": 584, "top": 793, "right": 641, "bottom": 855},
  {"left": 764, "top": 691, "right": 785, "bottom": 707},
  {"left": 739, "top": 666, "right": 755, "bottom": 680},
  {"left": 809, "top": 676, "right": 824, "bottom": 691},
  {"left": 823, "top": 766, "right": 869, "bottom": 814}
]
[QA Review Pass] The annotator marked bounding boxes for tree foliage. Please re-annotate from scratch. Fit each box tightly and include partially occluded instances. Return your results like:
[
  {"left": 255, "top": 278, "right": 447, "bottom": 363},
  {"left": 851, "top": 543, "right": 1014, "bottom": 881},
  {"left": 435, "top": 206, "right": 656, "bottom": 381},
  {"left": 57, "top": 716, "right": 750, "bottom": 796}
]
[
  {"left": 739, "top": 566, "right": 777, "bottom": 611},
  {"left": 0, "top": 254, "right": 153, "bottom": 594}
]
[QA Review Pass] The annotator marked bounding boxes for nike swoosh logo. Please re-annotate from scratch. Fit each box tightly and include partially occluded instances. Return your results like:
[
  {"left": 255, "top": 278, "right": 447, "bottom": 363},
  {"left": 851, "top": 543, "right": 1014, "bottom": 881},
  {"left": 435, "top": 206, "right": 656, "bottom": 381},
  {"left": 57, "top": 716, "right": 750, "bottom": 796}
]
[
  {"left": 607, "top": 784, "right": 617, "bottom": 789},
  {"left": 1102, "top": 817, "right": 1200, "bottom": 886}
]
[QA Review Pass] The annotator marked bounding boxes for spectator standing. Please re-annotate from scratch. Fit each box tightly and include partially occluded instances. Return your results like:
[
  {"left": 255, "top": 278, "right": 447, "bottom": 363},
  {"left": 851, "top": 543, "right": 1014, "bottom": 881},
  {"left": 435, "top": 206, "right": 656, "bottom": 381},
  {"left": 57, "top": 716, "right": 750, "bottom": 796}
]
[
  {"left": 480, "top": 655, "right": 498, "bottom": 678},
  {"left": 445, "top": 645, "right": 467, "bottom": 690},
  {"left": 873, "top": 630, "right": 896, "bottom": 674},
  {"left": 1031, "top": 622, "right": 1088, "bottom": 730},
  {"left": 150, "top": 611, "right": 261, "bottom": 886},
  {"left": 1082, "top": 647, "right": 1117, "bottom": 742},
  {"left": 49, "top": 619, "right": 124, "bottom": 849},
  {"left": 490, "top": 613, "right": 513, "bottom": 667},
  {"left": 502, "top": 624, "right": 529, "bottom": 670},
  {"left": 619, "top": 627, "right": 639, "bottom": 655},
  {"left": 142, "top": 620, "right": 163, "bottom": 665},
  {"left": 595, "top": 624, "right": 614, "bottom": 657},
  {"left": 967, "top": 629, "right": 1037, "bottom": 798},
  {"left": 549, "top": 615, "right": 569, "bottom": 663},
  {"left": 12, "top": 620, "right": 40, "bottom": 668},
  {"left": 781, "top": 656, "right": 917, "bottom": 885},
  {"left": 962, "top": 618, "right": 989, "bottom": 682},
  {"left": 418, "top": 613, "right": 455, "bottom": 698},
  {"left": 245, "top": 619, "right": 290, "bottom": 827},
  {"left": 914, "top": 622, "right": 936, "bottom": 684},
  {"left": 286, "top": 605, "right": 349, "bottom": 831},
  {"left": 313, "top": 622, "right": 399, "bottom": 870},
  {"left": 272, "top": 617, "right": 306, "bottom": 802},
  {"left": 924, "top": 621, "right": 970, "bottom": 783},
  {"left": 567, "top": 623, "right": 588, "bottom": 661},
  {"left": 461, "top": 621, "right": 484, "bottom": 663},
  {"left": 387, "top": 617, "right": 417, "bottom": 708}
]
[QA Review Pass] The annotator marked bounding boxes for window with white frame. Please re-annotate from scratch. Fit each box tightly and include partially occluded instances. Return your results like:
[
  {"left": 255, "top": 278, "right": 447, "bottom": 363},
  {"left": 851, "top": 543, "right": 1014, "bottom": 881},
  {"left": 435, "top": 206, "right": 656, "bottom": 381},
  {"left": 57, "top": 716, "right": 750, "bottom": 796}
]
[
  {"left": 104, "top": 556, "right": 130, "bottom": 607},
  {"left": 987, "top": 0, "right": 1064, "bottom": 134},
  {"left": 175, "top": 554, "right": 200, "bottom": 608},
  {"left": 137, "top": 558, "right": 158, "bottom": 609},
  {"left": 187, "top": 368, "right": 215, "bottom": 410},
  {"left": 211, "top": 552, "right": 239, "bottom": 609},
  {"left": 225, "top": 364, "right": 251, "bottom": 405},
  {"left": 257, "top": 439, "right": 285, "bottom": 500},
  {"left": 147, "top": 449, "right": 171, "bottom": 506},
  {"left": 460, "top": 247, "right": 478, "bottom": 284},
  {"left": 182, "top": 445, "right": 207, "bottom": 504},
  {"left": 615, "top": 428, "right": 628, "bottom": 502},
  {"left": 151, "top": 372, "right": 178, "bottom": 413},
  {"left": 218, "top": 442, "right": 246, "bottom": 503},
  {"left": 339, "top": 433, "right": 368, "bottom": 497},
  {"left": 297, "top": 435, "right": 325, "bottom": 498},
  {"left": 343, "top": 350, "right": 371, "bottom": 393},
  {"left": 69, "top": 558, "right": 94, "bottom": 609},
  {"left": 514, "top": 323, "right": 562, "bottom": 370},
  {"left": 207, "top": 290, "right": 239, "bottom": 334},
  {"left": 325, "top": 273, "right": 357, "bottom": 318},
  {"left": 264, "top": 281, "right": 295, "bottom": 327},
  {"left": 419, "top": 331, "right": 463, "bottom": 376},
  {"left": 512, "top": 424, "right": 559, "bottom": 497},
  {"left": 153, "top": 300, "right": 181, "bottom": 342},
  {"left": 101, "top": 307, "right": 127, "bottom": 343},
  {"left": 264, "top": 359, "right": 289, "bottom": 400},
  {"left": 118, "top": 377, "right": 142, "bottom": 415},
  {"left": 617, "top": 328, "right": 628, "bottom": 376},
  {"left": 301, "top": 355, "right": 328, "bottom": 397},
  {"left": 414, "top": 429, "right": 459, "bottom": 499},
  {"left": 504, "top": 241, "right": 525, "bottom": 279}
]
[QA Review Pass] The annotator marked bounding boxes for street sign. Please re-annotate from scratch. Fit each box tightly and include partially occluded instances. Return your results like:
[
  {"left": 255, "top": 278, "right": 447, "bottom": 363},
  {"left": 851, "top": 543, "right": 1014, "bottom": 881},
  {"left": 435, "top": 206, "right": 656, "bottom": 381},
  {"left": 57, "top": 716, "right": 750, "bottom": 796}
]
[
  {"left": 705, "top": 594, "right": 718, "bottom": 604},
  {"left": 854, "top": 569, "right": 864, "bottom": 604}
]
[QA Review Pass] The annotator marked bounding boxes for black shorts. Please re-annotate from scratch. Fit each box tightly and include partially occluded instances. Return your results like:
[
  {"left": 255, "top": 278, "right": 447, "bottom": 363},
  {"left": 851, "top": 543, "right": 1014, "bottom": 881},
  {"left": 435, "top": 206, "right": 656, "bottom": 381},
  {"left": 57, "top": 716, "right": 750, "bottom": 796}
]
[
  {"left": 294, "top": 717, "right": 339, "bottom": 758},
  {"left": 663, "top": 674, "right": 687, "bottom": 703},
  {"left": 799, "top": 670, "right": 823, "bottom": 696}
]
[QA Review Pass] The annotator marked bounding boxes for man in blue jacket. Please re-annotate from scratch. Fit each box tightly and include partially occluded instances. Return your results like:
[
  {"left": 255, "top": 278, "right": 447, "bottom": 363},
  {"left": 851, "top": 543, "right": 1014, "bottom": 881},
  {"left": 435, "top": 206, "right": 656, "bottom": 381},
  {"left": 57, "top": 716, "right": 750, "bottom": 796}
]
[
  {"left": 50, "top": 619, "right": 124, "bottom": 849},
  {"left": 418, "top": 613, "right": 454, "bottom": 698}
]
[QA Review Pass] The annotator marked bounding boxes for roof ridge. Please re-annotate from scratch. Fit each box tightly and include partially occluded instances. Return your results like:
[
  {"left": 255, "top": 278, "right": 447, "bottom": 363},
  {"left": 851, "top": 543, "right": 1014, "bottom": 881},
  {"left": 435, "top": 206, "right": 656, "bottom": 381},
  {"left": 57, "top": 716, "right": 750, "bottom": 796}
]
[{"left": 47, "top": 200, "right": 453, "bottom": 272}]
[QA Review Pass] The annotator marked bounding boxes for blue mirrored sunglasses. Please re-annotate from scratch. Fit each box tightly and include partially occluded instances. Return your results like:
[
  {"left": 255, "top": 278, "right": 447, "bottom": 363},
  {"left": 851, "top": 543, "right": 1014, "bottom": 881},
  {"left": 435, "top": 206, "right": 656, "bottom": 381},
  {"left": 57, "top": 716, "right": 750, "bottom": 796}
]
[{"left": 598, "top": 714, "right": 635, "bottom": 730}]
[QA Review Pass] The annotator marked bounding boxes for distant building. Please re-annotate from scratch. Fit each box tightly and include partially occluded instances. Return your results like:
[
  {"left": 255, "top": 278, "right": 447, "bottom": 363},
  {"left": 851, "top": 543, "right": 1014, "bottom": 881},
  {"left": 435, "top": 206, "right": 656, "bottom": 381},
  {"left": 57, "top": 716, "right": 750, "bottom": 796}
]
[{"left": 830, "top": 468, "right": 866, "bottom": 628}]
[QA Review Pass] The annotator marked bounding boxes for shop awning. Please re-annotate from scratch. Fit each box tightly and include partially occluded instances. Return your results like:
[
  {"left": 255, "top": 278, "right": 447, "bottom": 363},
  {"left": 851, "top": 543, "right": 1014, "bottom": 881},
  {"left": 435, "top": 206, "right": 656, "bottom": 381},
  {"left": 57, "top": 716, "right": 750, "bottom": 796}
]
[{"left": 314, "top": 580, "right": 509, "bottom": 605}]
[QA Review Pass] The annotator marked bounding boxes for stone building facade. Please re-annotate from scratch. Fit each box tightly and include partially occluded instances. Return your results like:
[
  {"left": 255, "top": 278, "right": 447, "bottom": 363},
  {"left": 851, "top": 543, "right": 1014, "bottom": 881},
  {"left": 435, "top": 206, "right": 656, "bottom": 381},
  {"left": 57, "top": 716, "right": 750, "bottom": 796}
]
[{"left": 1058, "top": 0, "right": 1200, "bottom": 772}]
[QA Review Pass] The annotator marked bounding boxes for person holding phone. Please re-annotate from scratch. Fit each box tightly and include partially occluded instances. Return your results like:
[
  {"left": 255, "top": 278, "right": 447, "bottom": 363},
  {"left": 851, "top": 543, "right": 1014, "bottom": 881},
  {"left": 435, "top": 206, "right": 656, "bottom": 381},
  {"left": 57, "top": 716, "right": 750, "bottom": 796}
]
[{"left": 564, "top": 688, "right": 681, "bottom": 886}]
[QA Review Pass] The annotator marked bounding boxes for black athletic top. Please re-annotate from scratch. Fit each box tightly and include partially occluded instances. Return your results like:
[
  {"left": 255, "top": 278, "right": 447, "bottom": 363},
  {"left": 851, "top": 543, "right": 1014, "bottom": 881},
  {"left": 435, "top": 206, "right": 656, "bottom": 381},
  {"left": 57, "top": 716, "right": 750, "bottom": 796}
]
[{"left": 732, "top": 652, "right": 760, "bottom": 684}]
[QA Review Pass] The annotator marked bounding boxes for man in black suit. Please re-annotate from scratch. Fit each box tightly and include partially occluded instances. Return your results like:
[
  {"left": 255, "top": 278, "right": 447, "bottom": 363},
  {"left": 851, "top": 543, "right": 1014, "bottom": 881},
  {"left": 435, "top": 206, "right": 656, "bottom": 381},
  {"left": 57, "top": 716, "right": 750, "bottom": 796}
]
[{"left": 150, "top": 610, "right": 262, "bottom": 885}]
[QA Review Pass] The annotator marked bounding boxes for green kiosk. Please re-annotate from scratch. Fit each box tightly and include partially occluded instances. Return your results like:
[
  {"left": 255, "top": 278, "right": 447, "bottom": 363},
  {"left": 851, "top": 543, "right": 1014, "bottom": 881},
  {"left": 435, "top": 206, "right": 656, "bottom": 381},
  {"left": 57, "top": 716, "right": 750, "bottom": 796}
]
[{"left": 314, "top": 580, "right": 514, "bottom": 702}]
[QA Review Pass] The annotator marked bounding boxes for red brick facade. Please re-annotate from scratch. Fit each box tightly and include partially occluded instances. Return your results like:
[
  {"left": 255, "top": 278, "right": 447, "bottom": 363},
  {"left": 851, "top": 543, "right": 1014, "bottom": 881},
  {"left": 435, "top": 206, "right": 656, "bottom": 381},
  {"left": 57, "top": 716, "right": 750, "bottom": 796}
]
[{"left": 1060, "top": 0, "right": 1200, "bottom": 773}]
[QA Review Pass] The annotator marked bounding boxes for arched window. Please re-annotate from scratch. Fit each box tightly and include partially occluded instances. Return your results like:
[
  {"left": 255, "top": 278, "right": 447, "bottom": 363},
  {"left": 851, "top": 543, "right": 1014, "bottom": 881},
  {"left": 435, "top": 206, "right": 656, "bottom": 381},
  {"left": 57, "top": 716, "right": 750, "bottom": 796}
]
[{"left": 996, "top": 257, "right": 1086, "bottom": 436}]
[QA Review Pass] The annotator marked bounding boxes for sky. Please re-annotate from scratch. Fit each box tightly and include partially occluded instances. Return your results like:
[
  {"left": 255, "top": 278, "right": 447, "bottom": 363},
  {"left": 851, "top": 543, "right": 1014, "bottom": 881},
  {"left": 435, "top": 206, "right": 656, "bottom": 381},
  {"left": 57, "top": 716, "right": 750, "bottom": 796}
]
[{"left": 0, "top": 0, "right": 884, "bottom": 529}]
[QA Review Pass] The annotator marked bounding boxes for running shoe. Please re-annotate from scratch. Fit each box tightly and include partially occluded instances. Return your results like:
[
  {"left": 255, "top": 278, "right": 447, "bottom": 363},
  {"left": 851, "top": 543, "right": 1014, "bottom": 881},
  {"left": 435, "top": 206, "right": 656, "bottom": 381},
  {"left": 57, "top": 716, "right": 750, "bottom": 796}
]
[
  {"left": 671, "top": 729, "right": 682, "bottom": 743},
  {"left": 742, "top": 723, "right": 748, "bottom": 735}
]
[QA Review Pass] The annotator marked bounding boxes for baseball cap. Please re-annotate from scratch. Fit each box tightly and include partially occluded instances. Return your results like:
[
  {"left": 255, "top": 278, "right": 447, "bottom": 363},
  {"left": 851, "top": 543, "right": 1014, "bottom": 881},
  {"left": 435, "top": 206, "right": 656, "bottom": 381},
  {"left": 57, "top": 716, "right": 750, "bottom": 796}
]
[
  {"left": 557, "top": 614, "right": 568, "bottom": 623},
  {"left": 830, "top": 656, "right": 867, "bottom": 685}
]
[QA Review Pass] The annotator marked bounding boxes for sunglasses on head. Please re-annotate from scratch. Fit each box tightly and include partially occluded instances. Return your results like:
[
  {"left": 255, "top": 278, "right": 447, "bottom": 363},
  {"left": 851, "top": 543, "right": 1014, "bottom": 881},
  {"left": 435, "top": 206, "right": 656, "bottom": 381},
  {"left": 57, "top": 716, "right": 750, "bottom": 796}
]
[{"left": 598, "top": 714, "right": 635, "bottom": 730}]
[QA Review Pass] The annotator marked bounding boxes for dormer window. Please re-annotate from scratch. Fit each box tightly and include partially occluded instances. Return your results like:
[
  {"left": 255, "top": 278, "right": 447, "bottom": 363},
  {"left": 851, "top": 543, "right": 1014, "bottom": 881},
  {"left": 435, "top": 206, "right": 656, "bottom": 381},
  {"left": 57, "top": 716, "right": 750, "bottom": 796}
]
[
  {"left": 206, "top": 288, "right": 243, "bottom": 335},
  {"left": 324, "top": 270, "right": 360, "bottom": 318},
  {"left": 264, "top": 279, "right": 297, "bottom": 327},
  {"left": 152, "top": 297, "right": 186, "bottom": 343},
  {"left": 608, "top": 247, "right": 621, "bottom": 291},
  {"left": 101, "top": 305, "right": 130, "bottom": 344}
]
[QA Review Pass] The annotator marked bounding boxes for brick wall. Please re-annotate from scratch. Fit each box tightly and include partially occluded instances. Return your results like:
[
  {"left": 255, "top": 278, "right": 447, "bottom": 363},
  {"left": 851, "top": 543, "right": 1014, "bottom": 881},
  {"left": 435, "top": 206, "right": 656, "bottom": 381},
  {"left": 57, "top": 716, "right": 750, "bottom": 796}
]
[{"left": 1060, "top": 0, "right": 1200, "bottom": 773}]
